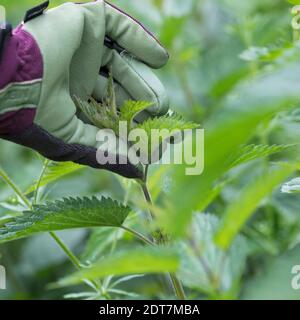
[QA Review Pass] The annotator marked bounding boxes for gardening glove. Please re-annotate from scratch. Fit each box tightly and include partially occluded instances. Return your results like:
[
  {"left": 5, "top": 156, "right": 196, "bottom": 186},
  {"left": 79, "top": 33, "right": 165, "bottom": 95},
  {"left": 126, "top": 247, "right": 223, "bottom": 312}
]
[{"left": 0, "top": 0, "right": 169, "bottom": 179}]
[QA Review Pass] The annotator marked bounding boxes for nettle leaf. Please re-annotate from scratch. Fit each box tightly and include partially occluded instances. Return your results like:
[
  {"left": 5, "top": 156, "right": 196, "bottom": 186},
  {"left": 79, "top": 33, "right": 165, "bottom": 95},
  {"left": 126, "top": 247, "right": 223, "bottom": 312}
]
[
  {"left": 74, "top": 97, "right": 119, "bottom": 134},
  {"left": 136, "top": 113, "right": 200, "bottom": 157},
  {"left": 119, "top": 100, "right": 153, "bottom": 125},
  {"left": 0, "top": 197, "right": 131, "bottom": 243},
  {"left": 179, "top": 214, "right": 248, "bottom": 298},
  {"left": 215, "top": 163, "right": 297, "bottom": 249},
  {"left": 26, "top": 162, "right": 84, "bottom": 194},
  {"left": 230, "top": 144, "right": 294, "bottom": 169},
  {"left": 57, "top": 247, "right": 179, "bottom": 286}
]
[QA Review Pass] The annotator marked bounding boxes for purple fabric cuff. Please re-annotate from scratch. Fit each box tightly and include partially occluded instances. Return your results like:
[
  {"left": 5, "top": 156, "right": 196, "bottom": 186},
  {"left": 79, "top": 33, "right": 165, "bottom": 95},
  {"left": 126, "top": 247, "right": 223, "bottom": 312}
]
[
  {"left": 0, "top": 25, "right": 43, "bottom": 90},
  {"left": 0, "top": 109, "right": 36, "bottom": 135}
]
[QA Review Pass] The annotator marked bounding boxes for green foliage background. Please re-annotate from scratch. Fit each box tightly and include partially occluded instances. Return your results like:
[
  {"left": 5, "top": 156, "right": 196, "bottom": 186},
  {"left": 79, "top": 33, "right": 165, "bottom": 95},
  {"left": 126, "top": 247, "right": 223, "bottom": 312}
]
[{"left": 1, "top": 0, "right": 300, "bottom": 300}]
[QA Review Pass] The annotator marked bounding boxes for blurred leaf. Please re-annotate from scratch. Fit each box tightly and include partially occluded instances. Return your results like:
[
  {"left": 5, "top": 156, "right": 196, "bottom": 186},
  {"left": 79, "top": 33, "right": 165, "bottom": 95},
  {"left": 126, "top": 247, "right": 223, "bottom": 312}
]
[
  {"left": 288, "top": 0, "right": 300, "bottom": 5},
  {"left": 230, "top": 144, "right": 294, "bottom": 169},
  {"left": 239, "top": 46, "right": 269, "bottom": 62},
  {"left": 82, "top": 227, "right": 125, "bottom": 263},
  {"left": 0, "top": 197, "right": 130, "bottom": 243},
  {"left": 26, "top": 162, "right": 84, "bottom": 194},
  {"left": 57, "top": 247, "right": 179, "bottom": 286},
  {"left": 242, "top": 244, "right": 300, "bottom": 299},
  {"left": 215, "top": 163, "right": 297, "bottom": 249},
  {"left": 179, "top": 214, "right": 248, "bottom": 298},
  {"left": 273, "top": 190, "right": 300, "bottom": 223},
  {"left": 162, "top": 58, "right": 300, "bottom": 237},
  {"left": 159, "top": 16, "right": 187, "bottom": 48},
  {"left": 107, "top": 289, "right": 139, "bottom": 298},
  {"left": 210, "top": 68, "right": 249, "bottom": 99},
  {"left": 281, "top": 177, "right": 300, "bottom": 194}
]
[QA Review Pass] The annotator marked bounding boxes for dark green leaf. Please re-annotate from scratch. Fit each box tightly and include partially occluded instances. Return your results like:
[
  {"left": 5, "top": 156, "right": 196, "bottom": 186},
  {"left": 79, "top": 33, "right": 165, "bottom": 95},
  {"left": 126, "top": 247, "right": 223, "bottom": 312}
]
[{"left": 0, "top": 197, "right": 131, "bottom": 243}]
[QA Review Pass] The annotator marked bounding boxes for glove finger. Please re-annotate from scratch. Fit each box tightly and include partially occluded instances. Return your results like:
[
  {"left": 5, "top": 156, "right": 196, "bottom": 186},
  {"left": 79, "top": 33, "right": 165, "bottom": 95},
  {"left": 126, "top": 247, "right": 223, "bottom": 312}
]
[
  {"left": 104, "top": 1, "right": 169, "bottom": 69},
  {"left": 101, "top": 50, "right": 169, "bottom": 119}
]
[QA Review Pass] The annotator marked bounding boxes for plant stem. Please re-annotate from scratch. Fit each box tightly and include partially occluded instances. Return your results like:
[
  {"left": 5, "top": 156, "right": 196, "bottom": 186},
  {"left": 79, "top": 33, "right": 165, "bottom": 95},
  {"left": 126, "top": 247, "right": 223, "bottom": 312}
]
[
  {"left": 50, "top": 230, "right": 109, "bottom": 298},
  {"left": 137, "top": 176, "right": 186, "bottom": 300},
  {"left": 169, "top": 273, "right": 186, "bottom": 300},
  {"left": 0, "top": 166, "right": 32, "bottom": 208},
  {"left": 140, "top": 183, "right": 155, "bottom": 220},
  {"left": 49, "top": 231, "right": 81, "bottom": 270},
  {"left": 33, "top": 159, "right": 50, "bottom": 205},
  {"left": 122, "top": 226, "right": 155, "bottom": 246}
]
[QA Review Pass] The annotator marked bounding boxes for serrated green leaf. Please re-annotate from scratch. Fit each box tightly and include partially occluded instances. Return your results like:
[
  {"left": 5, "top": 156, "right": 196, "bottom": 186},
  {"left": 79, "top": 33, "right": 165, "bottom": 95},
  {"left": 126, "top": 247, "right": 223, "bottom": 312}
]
[
  {"left": 0, "top": 197, "right": 131, "bottom": 243},
  {"left": 136, "top": 113, "right": 200, "bottom": 157},
  {"left": 57, "top": 247, "right": 179, "bottom": 286},
  {"left": 137, "top": 113, "right": 199, "bottom": 135},
  {"left": 119, "top": 100, "right": 153, "bottom": 125},
  {"left": 26, "top": 162, "right": 84, "bottom": 195},
  {"left": 230, "top": 144, "right": 294, "bottom": 169},
  {"left": 215, "top": 163, "right": 297, "bottom": 249},
  {"left": 74, "top": 97, "right": 119, "bottom": 134}
]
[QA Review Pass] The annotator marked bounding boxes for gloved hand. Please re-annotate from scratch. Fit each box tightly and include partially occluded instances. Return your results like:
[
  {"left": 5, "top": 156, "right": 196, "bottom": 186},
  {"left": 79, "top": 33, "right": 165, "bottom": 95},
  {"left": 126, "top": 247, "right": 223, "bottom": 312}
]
[{"left": 0, "top": 0, "right": 169, "bottom": 179}]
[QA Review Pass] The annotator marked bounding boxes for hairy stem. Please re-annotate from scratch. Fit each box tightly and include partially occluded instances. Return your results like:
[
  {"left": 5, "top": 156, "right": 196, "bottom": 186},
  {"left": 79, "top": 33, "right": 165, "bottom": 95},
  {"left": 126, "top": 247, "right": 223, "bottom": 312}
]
[
  {"left": 33, "top": 159, "right": 50, "bottom": 205},
  {"left": 49, "top": 231, "right": 82, "bottom": 270},
  {"left": 122, "top": 226, "right": 155, "bottom": 246},
  {"left": 137, "top": 171, "right": 186, "bottom": 300},
  {"left": 0, "top": 166, "right": 32, "bottom": 208}
]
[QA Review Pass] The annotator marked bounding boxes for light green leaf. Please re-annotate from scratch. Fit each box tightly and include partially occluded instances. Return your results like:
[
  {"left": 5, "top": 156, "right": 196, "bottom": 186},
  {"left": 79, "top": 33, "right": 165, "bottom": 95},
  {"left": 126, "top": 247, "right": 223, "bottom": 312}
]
[
  {"left": 119, "top": 100, "right": 153, "bottom": 124},
  {"left": 0, "top": 197, "right": 131, "bottom": 243},
  {"left": 57, "top": 247, "right": 179, "bottom": 286},
  {"left": 137, "top": 113, "right": 199, "bottom": 135},
  {"left": 215, "top": 163, "right": 296, "bottom": 249},
  {"left": 26, "top": 162, "right": 84, "bottom": 194},
  {"left": 288, "top": 0, "right": 300, "bottom": 5},
  {"left": 230, "top": 144, "right": 294, "bottom": 169},
  {"left": 136, "top": 113, "right": 199, "bottom": 157}
]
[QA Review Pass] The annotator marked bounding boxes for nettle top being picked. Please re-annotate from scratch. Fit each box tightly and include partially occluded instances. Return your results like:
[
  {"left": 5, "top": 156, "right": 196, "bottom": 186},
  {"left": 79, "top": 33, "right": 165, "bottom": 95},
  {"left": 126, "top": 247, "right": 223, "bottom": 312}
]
[{"left": 74, "top": 69, "right": 200, "bottom": 174}]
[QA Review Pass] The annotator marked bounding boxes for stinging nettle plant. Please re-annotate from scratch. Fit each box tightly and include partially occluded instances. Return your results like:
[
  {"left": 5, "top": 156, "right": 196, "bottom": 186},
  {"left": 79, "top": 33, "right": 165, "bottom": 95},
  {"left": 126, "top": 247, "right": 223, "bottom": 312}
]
[{"left": 0, "top": 70, "right": 200, "bottom": 300}]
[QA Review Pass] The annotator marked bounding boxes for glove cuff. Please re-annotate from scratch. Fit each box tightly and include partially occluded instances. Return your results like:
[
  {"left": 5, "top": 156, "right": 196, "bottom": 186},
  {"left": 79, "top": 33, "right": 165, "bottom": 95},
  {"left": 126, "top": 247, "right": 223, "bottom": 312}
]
[{"left": 0, "top": 25, "right": 43, "bottom": 91}]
